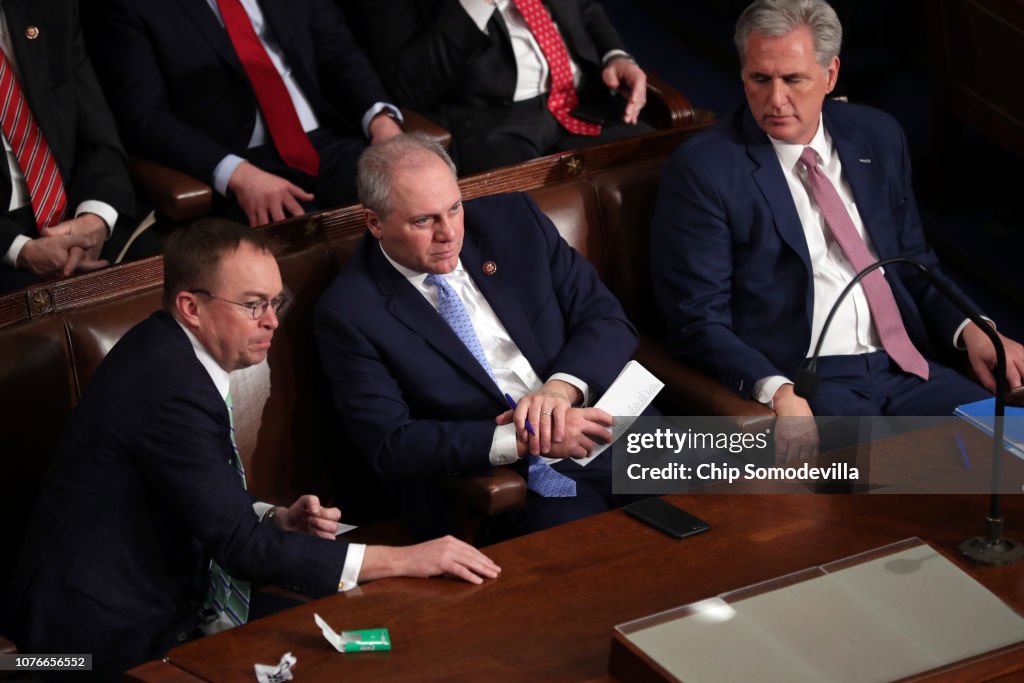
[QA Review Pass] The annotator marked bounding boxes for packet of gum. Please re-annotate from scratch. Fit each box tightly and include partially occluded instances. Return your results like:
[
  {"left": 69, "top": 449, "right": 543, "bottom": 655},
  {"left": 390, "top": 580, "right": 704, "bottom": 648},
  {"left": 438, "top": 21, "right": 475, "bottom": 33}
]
[{"left": 314, "top": 613, "right": 391, "bottom": 652}]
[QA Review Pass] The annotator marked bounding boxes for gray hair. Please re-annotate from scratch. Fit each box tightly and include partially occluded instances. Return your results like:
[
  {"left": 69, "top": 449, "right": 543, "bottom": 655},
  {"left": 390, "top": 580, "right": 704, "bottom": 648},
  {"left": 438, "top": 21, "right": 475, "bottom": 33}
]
[
  {"left": 734, "top": 0, "right": 842, "bottom": 68},
  {"left": 357, "top": 133, "right": 457, "bottom": 216}
]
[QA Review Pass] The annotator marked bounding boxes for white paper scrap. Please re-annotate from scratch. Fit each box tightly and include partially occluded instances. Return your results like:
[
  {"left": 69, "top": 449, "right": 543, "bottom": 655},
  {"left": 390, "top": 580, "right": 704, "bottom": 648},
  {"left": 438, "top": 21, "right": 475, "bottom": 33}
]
[
  {"left": 253, "top": 651, "right": 296, "bottom": 683},
  {"left": 335, "top": 522, "right": 357, "bottom": 537},
  {"left": 576, "top": 360, "right": 664, "bottom": 467}
]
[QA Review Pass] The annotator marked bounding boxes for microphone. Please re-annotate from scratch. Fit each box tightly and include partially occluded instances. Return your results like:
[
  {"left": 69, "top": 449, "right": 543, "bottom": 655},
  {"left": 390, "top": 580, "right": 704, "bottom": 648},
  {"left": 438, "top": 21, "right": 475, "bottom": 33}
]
[{"left": 795, "top": 256, "right": 1022, "bottom": 565}]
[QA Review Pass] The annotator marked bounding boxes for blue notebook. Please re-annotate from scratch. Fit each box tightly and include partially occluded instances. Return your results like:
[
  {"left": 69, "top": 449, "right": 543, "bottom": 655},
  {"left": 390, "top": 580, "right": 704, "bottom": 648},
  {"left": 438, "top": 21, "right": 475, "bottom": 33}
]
[{"left": 953, "top": 398, "right": 1024, "bottom": 459}]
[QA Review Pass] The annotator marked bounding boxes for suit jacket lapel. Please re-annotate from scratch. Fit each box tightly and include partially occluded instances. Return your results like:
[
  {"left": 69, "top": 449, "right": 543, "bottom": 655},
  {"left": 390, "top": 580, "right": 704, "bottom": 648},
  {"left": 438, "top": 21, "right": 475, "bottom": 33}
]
[
  {"left": 3, "top": 0, "right": 62, "bottom": 164},
  {"left": 460, "top": 229, "right": 549, "bottom": 376},
  {"left": 742, "top": 111, "right": 813, "bottom": 272},
  {"left": 173, "top": 0, "right": 246, "bottom": 77},
  {"left": 824, "top": 104, "right": 896, "bottom": 257},
  {"left": 367, "top": 239, "right": 506, "bottom": 400}
]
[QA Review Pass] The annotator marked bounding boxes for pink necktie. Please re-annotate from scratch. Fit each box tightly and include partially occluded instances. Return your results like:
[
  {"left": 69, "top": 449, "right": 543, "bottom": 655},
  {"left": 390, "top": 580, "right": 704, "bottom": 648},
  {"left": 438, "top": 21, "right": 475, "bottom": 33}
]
[
  {"left": 217, "top": 0, "right": 320, "bottom": 176},
  {"left": 799, "top": 147, "right": 929, "bottom": 380},
  {"left": 512, "top": 0, "right": 601, "bottom": 136},
  {"left": 0, "top": 50, "right": 67, "bottom": 229}
]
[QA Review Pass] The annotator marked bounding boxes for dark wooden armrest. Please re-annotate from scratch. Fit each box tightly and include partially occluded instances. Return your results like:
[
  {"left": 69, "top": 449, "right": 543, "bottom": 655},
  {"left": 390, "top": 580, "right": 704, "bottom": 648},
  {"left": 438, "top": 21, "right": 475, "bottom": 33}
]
[
  {"left": 129, "top": 157, "right": 213, "bottom": 222},
  {"left": 399, "top": 108, "right": 452, "bottom": 150},
  {"left": 643, "top": 73, "right": 696, "bottom": 129},
  {"left": 0, "top": 634, "right": 15, "bottom": 654},
  {"left": 442, "top": 466, "right": 526, "bottom": 516},
  {"left": 635, "top": 335, "right": 775, "bottom": 433}
]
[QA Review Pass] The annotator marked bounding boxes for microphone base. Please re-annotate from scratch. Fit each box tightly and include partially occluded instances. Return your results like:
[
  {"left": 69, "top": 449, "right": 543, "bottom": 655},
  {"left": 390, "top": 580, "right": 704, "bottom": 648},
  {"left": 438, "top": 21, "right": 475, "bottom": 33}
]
[{"left": 960, "top": 519, "right": 1024, "bottom": 566}]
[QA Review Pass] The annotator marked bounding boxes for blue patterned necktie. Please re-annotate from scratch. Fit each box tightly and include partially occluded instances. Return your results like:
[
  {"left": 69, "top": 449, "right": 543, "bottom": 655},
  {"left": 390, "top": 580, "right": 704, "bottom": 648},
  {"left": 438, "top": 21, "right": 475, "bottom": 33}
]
[
  {"left": 201, "top": 392, "right": 251, "bottom": 632},
  {"left": 425, "top": 274, "right": 576, "bottom": 498}
]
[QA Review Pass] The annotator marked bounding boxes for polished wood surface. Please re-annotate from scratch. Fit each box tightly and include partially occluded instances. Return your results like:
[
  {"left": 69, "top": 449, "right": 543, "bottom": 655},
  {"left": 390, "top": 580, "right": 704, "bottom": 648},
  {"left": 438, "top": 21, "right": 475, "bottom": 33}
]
[{"left": 136, "top": 422, "right": 1024, "bottom": 682}]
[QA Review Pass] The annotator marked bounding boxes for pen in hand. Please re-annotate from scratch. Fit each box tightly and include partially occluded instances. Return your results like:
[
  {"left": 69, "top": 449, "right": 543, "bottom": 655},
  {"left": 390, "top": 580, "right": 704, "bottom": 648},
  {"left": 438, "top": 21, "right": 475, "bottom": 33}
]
[{"left": 504, "top": 393, "right": 536, "bottom": 436}]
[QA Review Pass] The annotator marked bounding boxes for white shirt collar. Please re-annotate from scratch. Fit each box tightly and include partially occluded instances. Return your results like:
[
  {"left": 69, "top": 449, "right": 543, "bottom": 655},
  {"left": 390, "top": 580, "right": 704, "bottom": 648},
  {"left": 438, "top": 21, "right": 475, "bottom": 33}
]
[
  {"left": 768, "top": 113, "right": 831, "bottom": 172},
  {"left": 176, "top": 319, "right": 231, "bottom": 401}
]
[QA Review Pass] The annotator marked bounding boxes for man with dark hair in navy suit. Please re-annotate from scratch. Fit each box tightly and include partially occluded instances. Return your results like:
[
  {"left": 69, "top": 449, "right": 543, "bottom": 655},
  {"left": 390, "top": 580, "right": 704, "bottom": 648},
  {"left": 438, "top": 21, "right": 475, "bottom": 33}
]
[
  {"left": 316, "top": 133, "right": 638, "bottom": 538},
  {"left": 3, "top": 218, "right": 498, "bottom": 680},
  {"left": 650, "top": 0, "right": 1024, "bottom": 460}
]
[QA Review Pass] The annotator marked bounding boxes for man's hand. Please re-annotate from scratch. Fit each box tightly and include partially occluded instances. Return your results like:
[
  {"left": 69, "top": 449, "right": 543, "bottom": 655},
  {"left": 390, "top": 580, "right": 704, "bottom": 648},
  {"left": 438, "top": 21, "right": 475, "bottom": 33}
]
[
  {"left": 227, "top": 161, "right": 314, "bottom": 227},
  {"left": 772, "top": 384, "right": 819, "bottom": 464},
  {"left": 361, "top": 535, "right": 501, "bottom": 585},
  {"left": 275, "top": 495, "right": 341, "bottom": 540},
  {"left": 602, "top": 56, "right": 647, "bottom": 124},
  {"left": 368, "top": 112, "right": 403, "bottom": 144},
  {"left": 507, "top": 379, "right": 582, "bottom": 454},
  {"left": 19, "top": 214, "right": 110, "bottom": 279},
  {"left": 962, "top": 322, "right": 1024, "bottom": 392},
  {"left": 498, "top": 405, "right": 614, "bottom": 459}
]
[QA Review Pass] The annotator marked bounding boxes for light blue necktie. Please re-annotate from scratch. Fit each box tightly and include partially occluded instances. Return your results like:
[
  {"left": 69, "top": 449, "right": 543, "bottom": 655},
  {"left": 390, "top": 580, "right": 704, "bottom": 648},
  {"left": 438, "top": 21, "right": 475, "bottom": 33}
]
[
  {"left": 201, "top": 392, "right": 251, "bottom": 631},
  {"left": 425, "top": 274, "right": 576, "bottom": 498}
]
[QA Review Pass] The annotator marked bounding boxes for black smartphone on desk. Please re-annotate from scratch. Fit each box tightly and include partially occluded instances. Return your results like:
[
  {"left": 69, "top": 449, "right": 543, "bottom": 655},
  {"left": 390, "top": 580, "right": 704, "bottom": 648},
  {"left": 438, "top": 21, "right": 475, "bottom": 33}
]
[{"left": 624, "top": 497, "right": 711, "bottom": 539}]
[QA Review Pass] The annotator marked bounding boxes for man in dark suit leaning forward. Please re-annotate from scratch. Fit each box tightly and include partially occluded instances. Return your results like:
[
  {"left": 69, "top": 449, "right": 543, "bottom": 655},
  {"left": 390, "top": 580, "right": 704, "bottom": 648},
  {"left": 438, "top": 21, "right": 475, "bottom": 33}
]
[
  {"left": 316, "top": 133, "right": 638, "bottom": 538},
  {"left": 649, "top": 0, "right": 1024, "bottom": 460},
  {"left": 3, "top": 220, "right": 498, "bottom": 680}
]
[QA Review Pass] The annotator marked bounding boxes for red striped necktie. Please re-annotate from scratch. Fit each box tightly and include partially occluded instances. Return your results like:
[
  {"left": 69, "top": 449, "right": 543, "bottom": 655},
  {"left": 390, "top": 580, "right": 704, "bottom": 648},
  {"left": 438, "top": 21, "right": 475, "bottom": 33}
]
[
  {"left": 216, "top": 0, "right": 320, "bottom": 176},
  {"left": 512, "top": 0, "right": 601, "bottom": 136},
  {"left": 0, "top": 50, "right": 67, "bottom": 230}
]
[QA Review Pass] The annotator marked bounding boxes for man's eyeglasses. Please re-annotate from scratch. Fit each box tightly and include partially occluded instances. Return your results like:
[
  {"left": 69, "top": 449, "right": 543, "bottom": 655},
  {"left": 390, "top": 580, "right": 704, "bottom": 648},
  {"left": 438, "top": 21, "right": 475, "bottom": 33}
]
[{"left": 190, "top": 289, "right": 291, "bottom": 320}]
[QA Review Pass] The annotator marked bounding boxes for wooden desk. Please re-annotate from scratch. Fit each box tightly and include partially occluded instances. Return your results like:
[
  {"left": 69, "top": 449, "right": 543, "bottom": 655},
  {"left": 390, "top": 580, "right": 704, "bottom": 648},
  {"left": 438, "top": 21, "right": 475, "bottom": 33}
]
[{"left": 128, "top": 432, "right": 1024, "bottom": 682}]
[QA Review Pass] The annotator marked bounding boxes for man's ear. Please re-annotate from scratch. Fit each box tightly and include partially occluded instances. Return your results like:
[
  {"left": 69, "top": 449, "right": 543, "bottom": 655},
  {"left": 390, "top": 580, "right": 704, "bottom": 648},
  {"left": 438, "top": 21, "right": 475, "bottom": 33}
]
[
  {"left": 365, "top": 209, "right": 383, "bottom": 240},
  {"left": 175, "top": 291, "right": 202, "bottom": 328}
]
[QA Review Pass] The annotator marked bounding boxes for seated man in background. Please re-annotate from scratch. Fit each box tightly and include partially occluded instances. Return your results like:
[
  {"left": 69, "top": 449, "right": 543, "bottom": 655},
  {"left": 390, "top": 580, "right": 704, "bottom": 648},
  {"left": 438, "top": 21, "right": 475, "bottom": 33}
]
[
  {"left": 84, "top": 0, "right": 403, "bottom": 228},
  {"left": 0, "top": 1, "right": 136, "bottom": 293},
  {"left": 351, "top": 0, "right": 652, "bottom": 174},
  {"left": 649, "top": 0, "right": 1024, "bottom": 460},
  {"left": 316, "top": 134, "right": 638, "bottom": 538},
  {"left": 2, "top": 219, "right": 498, "bottom": 680}
]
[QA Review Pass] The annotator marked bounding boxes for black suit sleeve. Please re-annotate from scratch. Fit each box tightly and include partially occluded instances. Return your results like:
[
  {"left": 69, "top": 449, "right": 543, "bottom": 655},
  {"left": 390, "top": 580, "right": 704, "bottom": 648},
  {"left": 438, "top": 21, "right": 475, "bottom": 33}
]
[
  {"left": 357, "top": 0, "right": 497, "bottom": 110},
  {"left": 138, "top": 390, "right": 350, "bottom": 597}
]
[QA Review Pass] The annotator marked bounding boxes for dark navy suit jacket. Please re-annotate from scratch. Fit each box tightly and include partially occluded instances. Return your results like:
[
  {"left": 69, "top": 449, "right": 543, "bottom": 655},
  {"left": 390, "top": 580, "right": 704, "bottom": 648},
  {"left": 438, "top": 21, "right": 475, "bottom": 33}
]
[
  {"left": 4, "top": 312, "right": 350, "bottom": 678},
  {"left": 354, "top": 0, "right": 625, "bottom": 113},
  {"left": 0, "top": 0, "right": 133, "bottom": 256},
  {"left": 650, "top": 100, "right": 975, "bottom": 398},
  {"left": 315, "top": 192, "right": 637, "bottom": 481},
  {"left": 85, "top": 0, "right": 391, "bottom": 183}
]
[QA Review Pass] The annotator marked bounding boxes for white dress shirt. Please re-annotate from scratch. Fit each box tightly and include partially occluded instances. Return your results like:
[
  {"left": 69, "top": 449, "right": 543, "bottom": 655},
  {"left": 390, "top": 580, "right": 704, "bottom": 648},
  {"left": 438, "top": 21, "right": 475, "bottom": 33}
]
[
  {"left": 0, "top": 6, "right": 117, "bottom": 267},
  {"left": 179, "top": 320, "right": 364, "bottom": 591},
  {"left": 204, "top": 0, "right": 400, "bottom": 195},
  {"left": 754, "top": 116, "right": 972, "bottom": 406},
  {"left": 382, "top": 246, "right": 589, "bottom": 465},
  {"left": 458, "top": 0, "right": 626, "bottom": 102}
]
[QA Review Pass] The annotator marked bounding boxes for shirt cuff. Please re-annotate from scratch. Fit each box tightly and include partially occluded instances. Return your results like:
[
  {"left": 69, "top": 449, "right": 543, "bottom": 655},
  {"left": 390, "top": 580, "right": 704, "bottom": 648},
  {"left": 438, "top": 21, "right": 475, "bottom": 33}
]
[
  {"left": 548, "top": 372, "right": 590, "bottom": 406},
  {"left": 3, "top": 233, "right": 30, "bottom": 268},
  {"left": 75, "top": 201, "right": 117, "bottom": 240},
  {"left": 489, "top": 422, "right": 520, "bottom": 465},
  {"left": 213, "top": 154, "right": 246, "bottom": 197},
  {"left": 459, "top": 0, "right": 496, "bottom": 32},
  {"left": 361, "top": 103, "right": 404, "bottom": 139},
  {"left": 954, "top": 317, "right": 995, "bottom": 350},
  {"left": 338, "top": 543, "right": 366, "bottom": 591},
  {"left": 252, "top": 501, "right": 274, "bottom": 519},
  {"left": 754, "top": 375, "right": 792, "bottom": 408},
  {"left": 602, "top": 49, "right": 634, "bottom": 65}
]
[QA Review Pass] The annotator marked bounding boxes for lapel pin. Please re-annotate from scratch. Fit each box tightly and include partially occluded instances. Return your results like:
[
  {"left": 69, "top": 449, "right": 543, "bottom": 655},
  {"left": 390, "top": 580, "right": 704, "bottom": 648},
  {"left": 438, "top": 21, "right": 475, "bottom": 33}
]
[
  {"left": 25, "top": 26, "right": 40, "bottom": 40},
  {"left": 482, "top": 261, "right": 497, "bottom": 276},
  {"left": 858, "top": 158, "right": 872, "bottom": 164}
]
